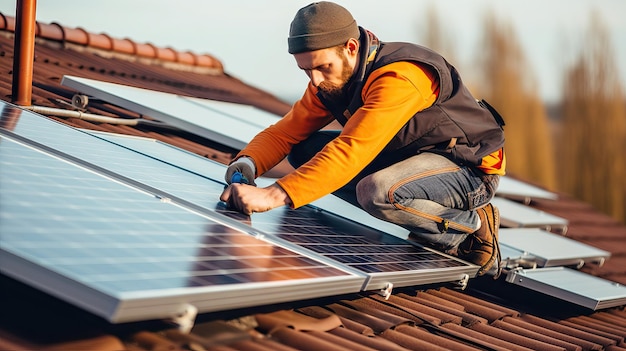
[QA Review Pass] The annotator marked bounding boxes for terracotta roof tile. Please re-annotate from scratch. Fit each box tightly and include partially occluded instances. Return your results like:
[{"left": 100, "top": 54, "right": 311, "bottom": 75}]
[
  {"left": 343, "top": 296, "right": 435, "bottom": 325},
  {"left": 441, "top": 322, "right": 536, "bottom": 351},
  {"left": 492, "top": 318, "right": 584, "bottom": 351},
  {"left": 520, "top": 314, "right": 617, "bottom": 348},
  {"left": 499, "top": 317, "right": 601, "bottom": 351},
  {"left": 270, "top": 327, "right": 357, "bottom": 351},
  {"left": 373, "top": 294, "right": 464, "bottom": 325},
  {"left": 379, "top": 329, "right": 450, "bottom": 351},
  {"left": 326, "top": 327, "right": 409, "bottom": 351},
  {"left": 296, "top": 306, "right": 376, "bottom": 336},
  {"left": 562, "top": 317, "right": 625, "bottom": 344},
  {"left": 324, "top": 302, "right": 405, "bottom": 333},
  {"left": 469, "top": 322, "right": 567, "bottom": 351},
  {"left": 394, "top": 324, "right": 481, "bottom": 351},
  {"left": 424, "top": 289, "right": 516, "bottom": 323},
  {"left": 396, "top": 292, "right": 489, "bottom": 326}
]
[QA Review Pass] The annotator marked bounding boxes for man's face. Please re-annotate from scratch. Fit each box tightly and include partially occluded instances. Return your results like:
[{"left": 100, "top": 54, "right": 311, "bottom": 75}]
[{"left": 294, "top": 43, "right": 358, "bottom": 99}]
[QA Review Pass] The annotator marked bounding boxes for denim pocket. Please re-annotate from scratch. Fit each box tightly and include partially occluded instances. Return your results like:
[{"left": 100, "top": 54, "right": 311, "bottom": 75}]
[{"left": 467, "top": 174, "right": 499, "bottom": 210}]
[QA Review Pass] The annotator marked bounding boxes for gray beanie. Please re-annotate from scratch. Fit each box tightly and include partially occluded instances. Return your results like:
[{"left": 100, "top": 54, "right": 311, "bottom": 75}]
[{"left": 288, "top": 2, "right": 360, "bottom": 54}]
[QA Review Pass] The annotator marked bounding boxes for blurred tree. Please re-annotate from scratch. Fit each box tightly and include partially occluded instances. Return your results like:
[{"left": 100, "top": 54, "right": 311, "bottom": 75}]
[
  {"left": 474, "top": 12, "right": 557, "bottom": 190},
  {"left": 421, "top": 4, "right": 457, "bottom": 65},
  {"left": 560, "top": 12, "right": 625, "bottom": 223}
]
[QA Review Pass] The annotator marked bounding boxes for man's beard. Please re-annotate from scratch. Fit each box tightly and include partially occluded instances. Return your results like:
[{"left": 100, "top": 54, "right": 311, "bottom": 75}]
[{"left": 317, "top": 53, "right": 353, "bottom": 102}]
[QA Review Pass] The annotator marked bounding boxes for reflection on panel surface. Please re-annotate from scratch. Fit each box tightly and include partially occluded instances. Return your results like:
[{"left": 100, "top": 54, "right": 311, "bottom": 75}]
[
  {"left": 84, "top": 128, "right": 478, "bottom": 288},
  {"left": 0, "top": 101, "right": 476, "bottom": 322}
]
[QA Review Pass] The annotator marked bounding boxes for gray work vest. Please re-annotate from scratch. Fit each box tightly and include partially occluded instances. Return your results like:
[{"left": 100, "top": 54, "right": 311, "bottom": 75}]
[{"left": 317, "top": 28, "right": 505, "bottom": 167}]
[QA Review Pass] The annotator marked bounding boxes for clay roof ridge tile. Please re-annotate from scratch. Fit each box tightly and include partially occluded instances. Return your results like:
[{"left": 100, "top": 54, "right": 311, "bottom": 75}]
[
  {"left": 0, "top": 13, "right": 222, "bottom": 70},
  {"left": 0, "top": 13, "right": 15, "bottom": 31}
]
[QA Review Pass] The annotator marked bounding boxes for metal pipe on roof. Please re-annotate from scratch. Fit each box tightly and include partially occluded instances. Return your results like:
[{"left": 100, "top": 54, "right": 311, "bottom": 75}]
[
  {"left": 11, "top": 0, "right": 37, "bottom": 106},
  {"left": 23, "top": 105, "right": 173, "bottom": 129}
]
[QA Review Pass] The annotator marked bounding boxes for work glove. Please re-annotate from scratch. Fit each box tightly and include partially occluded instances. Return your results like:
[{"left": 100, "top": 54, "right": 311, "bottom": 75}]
[{"left": 224, "top": 157, "right": 256, "bottom": 186}]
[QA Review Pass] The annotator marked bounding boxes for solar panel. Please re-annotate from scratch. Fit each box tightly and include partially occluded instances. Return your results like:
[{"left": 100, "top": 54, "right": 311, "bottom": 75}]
[
  {"left": 491, "top": 197, "right": 569, "bottom": 233},
  {"left": 499, "top": 228, "right": 610, "bottom": 268},
  {"left": 496, "top": 176, "right": 558, "bottom": 203},
  {"left": 78, "top": 132, "right": 475, "bottom": 290},
  {"left": 505, "top": 267, "right": 626, "bottom": 310},
  {"left": 60, "top": 75, "right": 280, "bottom": 149},
  {"left": 0, "top": 101, "right": 478, "bottom": 323},
  {"left": 0, "top": 134, "right": 362, "bottom": 323}
]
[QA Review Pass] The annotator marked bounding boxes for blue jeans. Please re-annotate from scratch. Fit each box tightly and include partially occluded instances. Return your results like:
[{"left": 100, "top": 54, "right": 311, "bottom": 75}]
[{"left": 288, "top": 131, "right": 500, "bottom": 249}]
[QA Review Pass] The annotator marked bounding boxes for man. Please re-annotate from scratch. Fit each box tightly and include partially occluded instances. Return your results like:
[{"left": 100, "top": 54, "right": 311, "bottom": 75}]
[{"left": 220, "top": 1, "right": 505, "bottom": 276}]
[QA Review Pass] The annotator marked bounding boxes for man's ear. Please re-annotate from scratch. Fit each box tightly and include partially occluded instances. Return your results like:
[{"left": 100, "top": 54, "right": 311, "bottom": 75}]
[{"left": 346, "top": 38, "right": 359, "bottom": 57}]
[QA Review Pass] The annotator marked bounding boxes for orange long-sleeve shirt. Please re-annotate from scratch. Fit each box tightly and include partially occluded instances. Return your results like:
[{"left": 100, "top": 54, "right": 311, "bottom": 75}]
[{"left": 238, "top": 61, "right": 505, "bottom": 208}]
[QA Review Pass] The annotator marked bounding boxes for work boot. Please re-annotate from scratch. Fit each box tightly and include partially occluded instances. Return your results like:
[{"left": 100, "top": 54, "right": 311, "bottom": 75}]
[{"left": 458, "top": 203, "right": 502, "bottom": 278}]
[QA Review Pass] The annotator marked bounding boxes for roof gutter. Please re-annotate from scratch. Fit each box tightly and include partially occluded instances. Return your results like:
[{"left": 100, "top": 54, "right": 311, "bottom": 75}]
[{"left": 11, "top": 0, "right": 37, "bottom": 106}]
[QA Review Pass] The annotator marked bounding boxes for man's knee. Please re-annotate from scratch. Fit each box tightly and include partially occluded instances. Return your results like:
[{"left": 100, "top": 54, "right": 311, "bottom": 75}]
[{"left": 356, "top": 174, "right": 388, "bottom": 215}]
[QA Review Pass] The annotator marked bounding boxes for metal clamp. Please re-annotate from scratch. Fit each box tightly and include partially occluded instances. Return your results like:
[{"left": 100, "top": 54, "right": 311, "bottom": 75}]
[
  {"left": 168, "top": 303, "right": 198, "bottom": 334},
  {"left": 378, "top": 282, "right": 393, "bottom": 300},
  {"left": 454, "top": 274, "right": 470, "bottom": 290}
]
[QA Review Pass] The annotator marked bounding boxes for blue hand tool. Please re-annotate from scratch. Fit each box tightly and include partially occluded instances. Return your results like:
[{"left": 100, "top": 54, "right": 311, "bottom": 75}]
[{"left": 230, "top": 171, "right": 249, "bottom": 184}]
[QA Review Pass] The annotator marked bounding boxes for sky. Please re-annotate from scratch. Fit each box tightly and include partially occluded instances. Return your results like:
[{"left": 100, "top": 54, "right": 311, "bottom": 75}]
[{"left": 2, "top": 0, "right": 625, "bottom": 104}]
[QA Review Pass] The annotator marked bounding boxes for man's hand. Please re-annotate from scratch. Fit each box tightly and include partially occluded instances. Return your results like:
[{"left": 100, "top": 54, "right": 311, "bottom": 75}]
[
  {"left": 225, "top": 157, "right": 256, "bottom": 186},
  {"left": 220, "top": 183, "right": 292, "bottom": 215}
]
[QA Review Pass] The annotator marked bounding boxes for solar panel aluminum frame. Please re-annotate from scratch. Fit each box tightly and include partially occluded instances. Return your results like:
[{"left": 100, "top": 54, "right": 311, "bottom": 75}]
[
  {"left": 505, "top": 266, "right": 626, "bottom": 310},
  {"left": 258, "top": 233, "right": 479, "bottom": 292},
  {"left": 1, "top": 249, "right": 364, "bottom": 323},
  {"left": 491, "top": 197, "right": 569, "bottom": 234},
  {"left": 499, "top": 228, "right": 610, "bottom": 268},
  {"left": 361, "top": 262, "right": 476, "bottom": 291}
]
